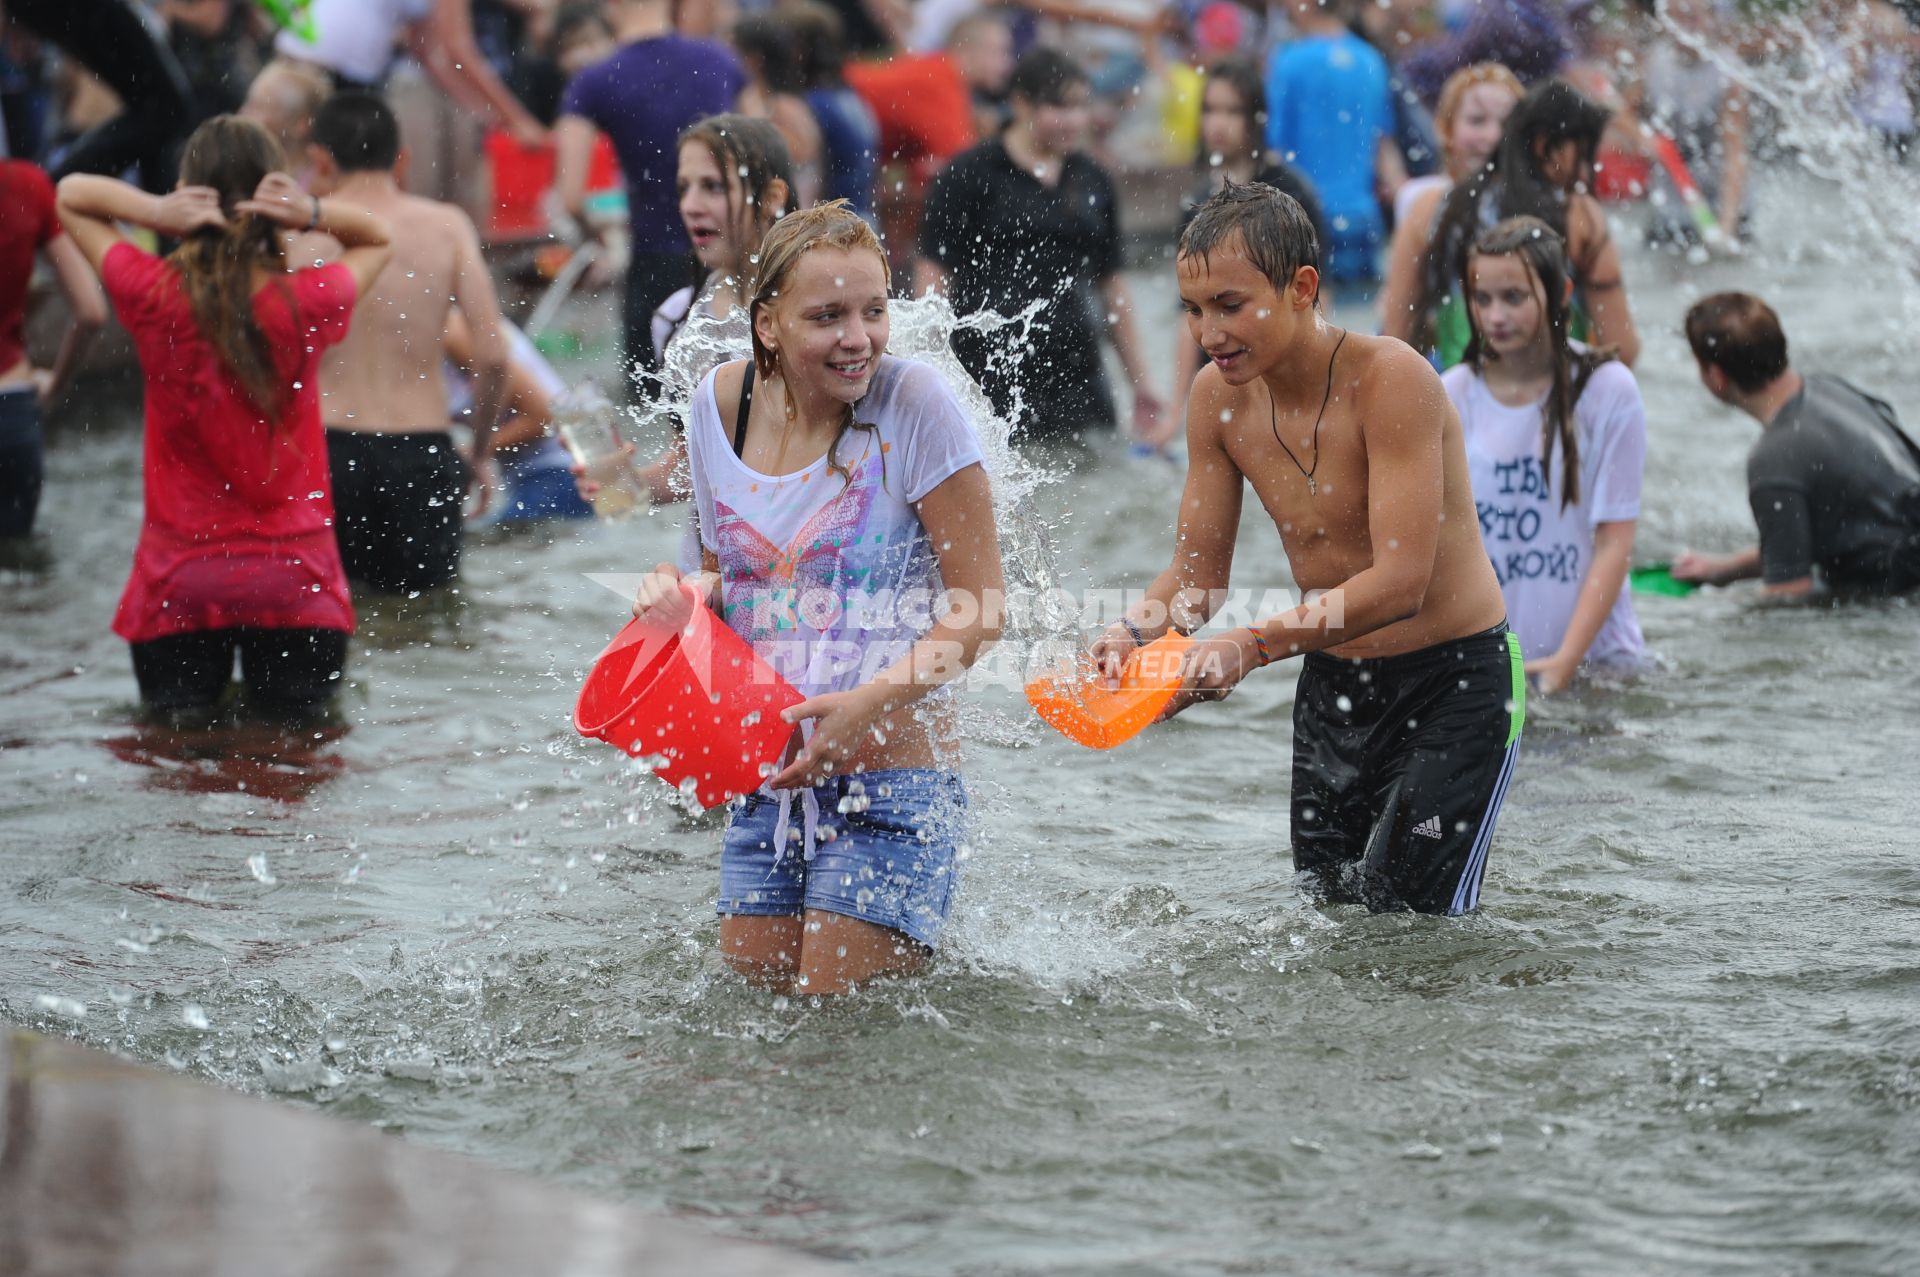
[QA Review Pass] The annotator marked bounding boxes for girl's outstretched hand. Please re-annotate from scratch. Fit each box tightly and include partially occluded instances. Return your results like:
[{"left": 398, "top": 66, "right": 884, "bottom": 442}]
[
  {"left": 569, "top": 439, "right": 636, "bottom": 503},
  {"left": 152, "top": 186, "right": 228, "bottom": 236},
  {"left": 234, "top": 173, "right": 315, "bottom": 229},
  {"left": 767, "top": 690, "right": 886, "bottom": 791},
  {"left": 1524, "top": 652, "right": 1577, "bottom": 696}
]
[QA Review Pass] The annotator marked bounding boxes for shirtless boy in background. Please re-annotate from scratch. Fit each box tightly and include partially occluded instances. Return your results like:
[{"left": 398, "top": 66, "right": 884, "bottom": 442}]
[
  {"left": 1094, "top": 183, "right": 1521, "bottom": 916},
  {"left": 304, "top": 91, "right": 509, "bottom": 595}
]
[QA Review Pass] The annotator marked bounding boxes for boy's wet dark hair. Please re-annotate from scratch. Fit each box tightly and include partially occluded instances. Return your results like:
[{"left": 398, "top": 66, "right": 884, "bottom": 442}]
[
  {"left": 1177, "top": 180, "right": 1321, "bottom": 297},
  {"left": 1686, "top": 292, "right": 1790, "bottom": 392},
  {"left": 1009, "top": 46, "right": 1088, "bottom": 106},
  {"left": 311, "top": 90, "right": 401, "bottom": 173}
]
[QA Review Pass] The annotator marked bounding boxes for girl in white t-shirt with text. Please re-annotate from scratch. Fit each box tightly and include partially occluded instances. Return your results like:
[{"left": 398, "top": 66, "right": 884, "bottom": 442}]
[
  {"left": 629, "top": 202, "right": 1004, "bottom": 996},
  {"left": 1443, "top": 215, "right": 1647, "bottom": 693}
]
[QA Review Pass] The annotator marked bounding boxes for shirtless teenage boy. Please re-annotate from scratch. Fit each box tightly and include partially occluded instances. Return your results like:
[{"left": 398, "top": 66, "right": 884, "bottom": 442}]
[
  {"left": 1093, "top": 183, "right": 1521, "bottom": 915},
  {"left": 305, "top": 91, "right": 509, "bottom": 595}
]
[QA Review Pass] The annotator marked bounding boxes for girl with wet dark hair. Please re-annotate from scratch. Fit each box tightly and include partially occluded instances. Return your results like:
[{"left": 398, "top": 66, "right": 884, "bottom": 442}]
[
  {"left": 576, "top": 114, "right": 793, "bottom": 512},
  {"left": 652, "top": 113, "right": 795, "bottom": 377},
  {"left": 1442, "top": 215, "right": 1646, "bottom": 692}
]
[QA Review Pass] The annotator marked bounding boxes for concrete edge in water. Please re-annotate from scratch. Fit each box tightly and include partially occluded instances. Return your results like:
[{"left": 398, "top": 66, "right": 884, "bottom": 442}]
[{"left": 0, "top": 1023, "right": 850, "bottom": 1276}]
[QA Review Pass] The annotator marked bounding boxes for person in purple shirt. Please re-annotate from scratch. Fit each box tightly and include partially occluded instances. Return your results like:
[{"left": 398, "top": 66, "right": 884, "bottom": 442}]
[{"left": 554, "top": 0, "right": 747, "bottom": 395}]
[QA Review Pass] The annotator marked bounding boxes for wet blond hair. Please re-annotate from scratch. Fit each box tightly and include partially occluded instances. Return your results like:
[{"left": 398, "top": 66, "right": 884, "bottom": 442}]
[{"left": 748, "top": 200, "right": 890, "bottom": 488}]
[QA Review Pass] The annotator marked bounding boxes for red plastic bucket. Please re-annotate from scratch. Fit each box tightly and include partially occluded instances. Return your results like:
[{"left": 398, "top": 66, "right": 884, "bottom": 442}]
[{"left": 574, "top": 585, "right": 803, "bottom": 808}]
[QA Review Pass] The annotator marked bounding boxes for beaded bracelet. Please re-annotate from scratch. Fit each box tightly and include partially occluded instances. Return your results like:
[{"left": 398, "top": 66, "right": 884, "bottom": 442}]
[
  {"left": 1247, "top": 626, "right": 1274, "bottom": 668},
  {"left": 1120, "top": 616, "right": 1146, "bottom": 647}
]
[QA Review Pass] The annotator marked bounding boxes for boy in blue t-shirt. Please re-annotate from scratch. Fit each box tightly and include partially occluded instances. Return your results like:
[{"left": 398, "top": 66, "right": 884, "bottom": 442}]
[{"left": 1265, "top": 0, "right": 1394, "bottom": 284}]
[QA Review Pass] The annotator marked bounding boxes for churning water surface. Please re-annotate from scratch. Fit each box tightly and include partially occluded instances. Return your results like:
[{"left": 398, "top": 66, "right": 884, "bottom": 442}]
[{"left": 4, "top": 165, "right": 1919, "bottom": 1275}]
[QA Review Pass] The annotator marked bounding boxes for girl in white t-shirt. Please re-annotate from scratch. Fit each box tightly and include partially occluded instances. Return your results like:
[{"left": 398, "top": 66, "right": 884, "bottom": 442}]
[
  {"left": 1443, "top": 215, "right": 1647, "bottom": 693},
  {"left": 629, "top": 203, "right": 1004, "bottom": 996}
]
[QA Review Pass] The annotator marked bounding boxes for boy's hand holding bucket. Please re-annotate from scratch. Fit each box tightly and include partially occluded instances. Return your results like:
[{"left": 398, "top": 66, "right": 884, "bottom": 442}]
[{"left": 1026, "top": 624, "right": 1196, "bottom": 750}]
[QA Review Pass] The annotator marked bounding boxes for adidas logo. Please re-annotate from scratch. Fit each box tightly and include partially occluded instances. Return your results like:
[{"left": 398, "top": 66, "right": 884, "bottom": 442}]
[{"left": 1411, "top": 815, "right": 1444, "bottom": 840}]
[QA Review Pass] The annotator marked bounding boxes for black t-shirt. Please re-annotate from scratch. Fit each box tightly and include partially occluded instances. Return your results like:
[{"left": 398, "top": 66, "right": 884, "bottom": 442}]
[
  {"left": 1179, "top": 161, "right": 1329, "bottom": 266},
  {"left": 1748, "top": 373, "right": 1920, "bottom": 591},
  {"left": 920, "top": 139, "right": 1122, "bottom": 433}
]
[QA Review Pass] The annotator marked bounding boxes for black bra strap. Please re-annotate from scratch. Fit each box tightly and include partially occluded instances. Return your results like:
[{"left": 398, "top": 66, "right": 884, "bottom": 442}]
[{"left": 733, "top": 362, "right": 754, "bottom": 458}]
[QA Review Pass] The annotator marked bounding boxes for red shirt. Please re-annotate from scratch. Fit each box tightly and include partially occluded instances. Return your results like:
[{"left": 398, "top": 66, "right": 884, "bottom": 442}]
[
  {"left": 844, "top": 53, "right": 977, "bottom": 179},
  {"left": 101, "top": 242, "right": 359, "bottom": 643},
  {"left": 0, "top": 160, "right": 60, "bottom": 376}
]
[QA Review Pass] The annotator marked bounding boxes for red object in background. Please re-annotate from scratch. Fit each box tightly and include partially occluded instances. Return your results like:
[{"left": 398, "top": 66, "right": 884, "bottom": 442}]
[
  {"left": 485, "top": 131, "right": 622, "bottom": 241},
  {"left": 0, "top": 160, "right": 60, "bottom": 378},
  {"left": 574, "top": 583, "right": 803, "bottom": 809},
  {"left": 845, "top": 53, "right": 977, "bottom": 177},
  {"left": 1594, "top": 146, "right": 1652, "bottom": 202}
]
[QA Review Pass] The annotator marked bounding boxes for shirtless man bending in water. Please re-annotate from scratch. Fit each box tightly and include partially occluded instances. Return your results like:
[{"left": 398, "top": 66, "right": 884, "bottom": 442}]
[
  {"left": 1092, "top": 183, "right": 1522, "bottom": 915},
  {"left": 303, "top": 91, "right": 509, "bottom": 595}
]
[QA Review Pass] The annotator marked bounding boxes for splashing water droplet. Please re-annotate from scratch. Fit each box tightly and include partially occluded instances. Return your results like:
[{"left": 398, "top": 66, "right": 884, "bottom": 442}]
[
  {"left": 247, "top": 853, "right": 277, "bottom": 885},
  {"left": 182, "top": 1004, "right": 210, "bottom": 1030},
  {"left": 34, "top": 994, "right": 87, "bottom": 1020}
]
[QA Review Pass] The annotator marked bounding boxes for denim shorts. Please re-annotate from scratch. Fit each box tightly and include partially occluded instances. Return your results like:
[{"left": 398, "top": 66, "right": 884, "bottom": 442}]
[{"left": 717, "top": 769, "right": 967, "bottom": 950}]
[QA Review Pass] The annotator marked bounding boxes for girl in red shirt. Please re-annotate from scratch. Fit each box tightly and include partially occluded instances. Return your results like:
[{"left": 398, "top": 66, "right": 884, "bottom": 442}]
[{"left": 57, "top": 116, "right": 392, "bottom": 721}]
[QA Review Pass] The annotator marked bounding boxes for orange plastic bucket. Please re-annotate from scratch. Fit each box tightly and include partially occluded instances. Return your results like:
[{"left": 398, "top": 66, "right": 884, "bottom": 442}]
[
  {"left": 574, "top": 585, "right": 802, "bottom": 807},
  {"left": 1024, "top": 632, "right": 1194, "bottom": 750}
]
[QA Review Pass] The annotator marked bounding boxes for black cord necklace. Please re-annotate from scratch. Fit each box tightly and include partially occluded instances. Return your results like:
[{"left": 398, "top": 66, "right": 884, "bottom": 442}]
[{"left": 1270, "top": 327, "right": 1347, "bottom": 498}]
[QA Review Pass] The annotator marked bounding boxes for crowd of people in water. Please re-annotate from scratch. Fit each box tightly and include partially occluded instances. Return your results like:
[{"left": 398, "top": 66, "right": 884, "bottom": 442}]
[{"left": 4, "top": 0, "right": 1920, "bottom": 992}]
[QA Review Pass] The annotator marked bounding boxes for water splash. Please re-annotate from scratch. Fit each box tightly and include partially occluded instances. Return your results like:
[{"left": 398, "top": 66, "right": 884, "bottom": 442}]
[{"left": 1653, "top": 1, "right": 1920, "bottom": 329}]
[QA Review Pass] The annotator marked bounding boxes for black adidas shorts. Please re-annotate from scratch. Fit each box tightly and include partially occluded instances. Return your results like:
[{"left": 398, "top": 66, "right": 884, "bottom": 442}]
[{"left": 1289, "top": 622, "right": 1525, "bottom": 915}]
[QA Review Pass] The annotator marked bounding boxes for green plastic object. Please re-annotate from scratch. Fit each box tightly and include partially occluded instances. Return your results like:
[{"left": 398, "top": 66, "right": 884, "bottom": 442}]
[
  {"left": 1630, "top": 564, "right": 1698, "bottom": 597},
  {"left": 255, "top": 0, "right": 317, "bottom": 43}
]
